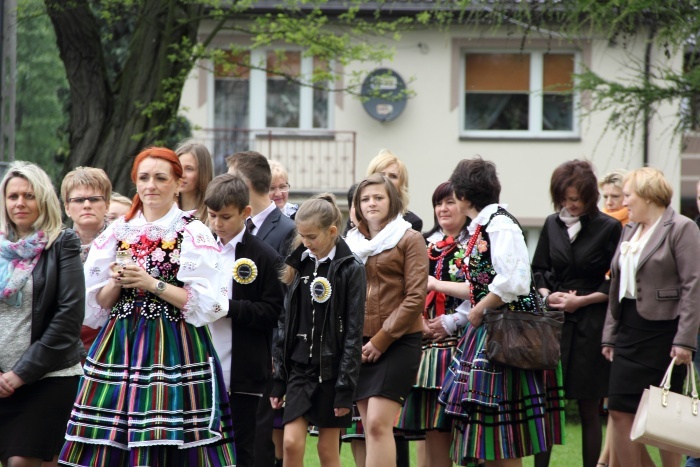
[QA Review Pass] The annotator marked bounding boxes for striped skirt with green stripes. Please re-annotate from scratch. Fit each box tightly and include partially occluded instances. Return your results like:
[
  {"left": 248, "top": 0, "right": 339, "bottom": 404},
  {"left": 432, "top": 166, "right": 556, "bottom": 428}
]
[
  {"left": 396, "top": 338, "right": 459, "bottom": 432},
  {"left": 440, "top": 323, "right": 565, "bottom": 466},
  {"left": 59, "top": 313, "right": 235, "bottom": 466}
]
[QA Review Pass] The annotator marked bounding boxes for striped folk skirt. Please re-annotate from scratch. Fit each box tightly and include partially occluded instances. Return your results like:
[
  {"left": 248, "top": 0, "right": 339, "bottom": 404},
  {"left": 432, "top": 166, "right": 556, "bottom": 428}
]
[
  {"left": 439, "top": 323, "right": 565, "bottom": 466},
  {"left": 396, "top": 338, "right": 458, "bottom": 433},
  {"left": 59, "top": 313, "right": 235, "bottom": 467}
]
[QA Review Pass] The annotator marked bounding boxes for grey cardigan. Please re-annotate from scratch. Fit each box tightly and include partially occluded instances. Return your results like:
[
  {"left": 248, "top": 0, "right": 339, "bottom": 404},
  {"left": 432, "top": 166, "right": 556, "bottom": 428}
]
[
  {"left": 12, "top": 229, "right": 86, "bottom": 384},
  {"left": 602, "top": 206, "right": 700, "bottom": 349}
]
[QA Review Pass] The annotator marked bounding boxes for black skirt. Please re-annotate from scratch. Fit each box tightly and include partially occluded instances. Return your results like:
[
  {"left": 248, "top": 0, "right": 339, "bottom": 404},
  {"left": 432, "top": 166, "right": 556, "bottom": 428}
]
[
  {"left": 355, "top": 332, "right": 422, "bottom": 405},
  {"left": 0, "top": 375, "right": 79, "bottom": 460},
  {"left": 608, "top": 299, "right": 686, "bottom": 414},
  {"left": 282, "top": 362, "right": 352, "bottom": 428},
  {"left": 559, "top": 293, "right": 610, "bottom": 400}
]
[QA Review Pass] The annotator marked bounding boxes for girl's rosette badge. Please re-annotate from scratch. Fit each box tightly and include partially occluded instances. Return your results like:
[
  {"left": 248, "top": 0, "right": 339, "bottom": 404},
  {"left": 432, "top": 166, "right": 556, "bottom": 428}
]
[
  {"left": 232, "top": 258, "right": 258, "bottom": 284},
  {"left": 310, "top": 277, "right": 332, "bottom": 303}
]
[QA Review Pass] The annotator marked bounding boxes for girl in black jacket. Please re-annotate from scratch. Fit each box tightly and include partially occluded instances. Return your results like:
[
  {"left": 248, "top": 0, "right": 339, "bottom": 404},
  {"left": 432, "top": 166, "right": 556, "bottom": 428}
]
[{"left": 271, "top": 193, "right": 366, "bottom": 467}]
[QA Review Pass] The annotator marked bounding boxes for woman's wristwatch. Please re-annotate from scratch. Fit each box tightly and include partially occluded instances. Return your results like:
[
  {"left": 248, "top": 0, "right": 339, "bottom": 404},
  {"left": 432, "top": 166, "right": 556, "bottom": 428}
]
[{"left": 154, "top": 280, "right": 167, "bottom": 296}]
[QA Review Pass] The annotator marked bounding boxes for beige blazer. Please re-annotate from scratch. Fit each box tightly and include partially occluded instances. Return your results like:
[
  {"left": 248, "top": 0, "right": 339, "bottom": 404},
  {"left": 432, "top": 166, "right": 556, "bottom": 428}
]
[{"left": 602, "top": 206, "right": 700, "bottom": 349}]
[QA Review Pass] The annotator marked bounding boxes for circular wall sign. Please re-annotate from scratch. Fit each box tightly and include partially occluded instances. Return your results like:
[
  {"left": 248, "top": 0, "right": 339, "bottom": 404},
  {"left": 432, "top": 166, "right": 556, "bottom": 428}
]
[{"left": 361, "top": 68, "right": 407, "bottom": 122}]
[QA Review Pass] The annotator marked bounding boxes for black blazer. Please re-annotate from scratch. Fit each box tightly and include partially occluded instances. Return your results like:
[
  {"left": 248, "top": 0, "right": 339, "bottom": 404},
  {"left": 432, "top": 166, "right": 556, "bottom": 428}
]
[
  {"left": 13, "top": 229, "right": 85, "bottom": 384},
  {"left": 227, "top": 230, "right": 286, "bottom": 394},
  {"left": 256, "top": 206, "right": 296, "bottom": 258}
]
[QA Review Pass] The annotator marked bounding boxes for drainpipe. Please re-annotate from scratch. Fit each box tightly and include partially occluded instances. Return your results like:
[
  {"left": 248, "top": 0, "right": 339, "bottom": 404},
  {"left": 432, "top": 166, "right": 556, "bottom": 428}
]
[{"left": 643, "top": 27, "right": 655, "bottom": 167}]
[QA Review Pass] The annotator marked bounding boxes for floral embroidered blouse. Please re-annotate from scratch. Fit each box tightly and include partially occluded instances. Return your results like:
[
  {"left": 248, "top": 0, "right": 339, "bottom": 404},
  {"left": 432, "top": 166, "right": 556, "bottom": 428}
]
[
  {"left": 83, "top": 203, "right": 229, "bottom": 329},
  {"left": 425, "top": 230, "right": 468, "bottom": 319},
  {"left": 443, "top": 204, "right": 531, "bottom": 334}
]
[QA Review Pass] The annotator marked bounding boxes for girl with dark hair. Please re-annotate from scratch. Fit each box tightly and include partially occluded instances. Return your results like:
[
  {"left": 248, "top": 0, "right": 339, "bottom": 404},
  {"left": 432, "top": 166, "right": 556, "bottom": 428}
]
[
  {"left": 60, "top": 147, "right": 235, "bottom": 466},
  {"left": 345, "top": 174, "right": 428, "bottom": 467},
  {"left": 366, "top": 150, "right": 423, "bottom": 232},
  {"left": 396, "top": 182, "right": 469, "bottom": 467},
  {"left": 271, "top": 193, "right": 366, "bottom": 467},
  {"left": 532, "top": 159, "right": 622, "bottom": 467},
  {"left": 436, "top": 157, "right": 565, "bottom": 467}
]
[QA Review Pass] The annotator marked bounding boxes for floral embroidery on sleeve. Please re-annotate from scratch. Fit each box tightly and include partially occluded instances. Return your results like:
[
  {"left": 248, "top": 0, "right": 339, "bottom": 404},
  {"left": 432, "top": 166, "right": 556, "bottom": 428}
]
[{"left": 181, "top": 261, "right": 197, "bottom": 271}]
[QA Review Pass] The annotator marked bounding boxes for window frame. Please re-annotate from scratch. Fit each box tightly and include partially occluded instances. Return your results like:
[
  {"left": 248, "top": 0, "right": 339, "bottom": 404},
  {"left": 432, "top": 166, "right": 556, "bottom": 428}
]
[
  {"left": 459, "top": 49, "right": 581, "bottom": 139},
  {"left": 212, "top": 48, "right": 334, "bottom": 132}
]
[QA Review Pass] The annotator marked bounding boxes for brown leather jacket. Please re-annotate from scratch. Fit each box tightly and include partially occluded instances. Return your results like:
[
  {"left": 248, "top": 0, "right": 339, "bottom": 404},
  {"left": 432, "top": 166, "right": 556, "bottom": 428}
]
[{"left": 359, "top": 225, "right": 428, "bottom": 353}]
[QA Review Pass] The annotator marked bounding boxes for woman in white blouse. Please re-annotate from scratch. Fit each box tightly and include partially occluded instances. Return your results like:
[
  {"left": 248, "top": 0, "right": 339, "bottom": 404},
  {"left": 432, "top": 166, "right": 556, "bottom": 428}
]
[
  {"left": 602, "top": 167, "right": 700, "bottom": 467},
  {"left": 431, "top": 157, "right": 564, "bottom": 467},
  {"left": 60, "top": 147, "right": 235, "bottom": 466}
]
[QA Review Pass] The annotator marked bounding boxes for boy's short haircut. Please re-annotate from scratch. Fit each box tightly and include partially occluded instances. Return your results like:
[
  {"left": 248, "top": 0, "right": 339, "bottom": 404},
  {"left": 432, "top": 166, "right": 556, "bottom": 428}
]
[
  {"left": 225, "top": 151, "right": 271, "bottom": 195},
  {"left": 204, "top": 173, "right": 250, "bottom": 212}
]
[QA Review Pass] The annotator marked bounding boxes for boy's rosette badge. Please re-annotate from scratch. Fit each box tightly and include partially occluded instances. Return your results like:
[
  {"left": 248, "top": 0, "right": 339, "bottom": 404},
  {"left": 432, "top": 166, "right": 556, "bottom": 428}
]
[
  {"left": 310, "top": 277, "right": 332, "bottom": 303},
  {"left": 232, "top": 258, "right": 258, "bottom": 284}
]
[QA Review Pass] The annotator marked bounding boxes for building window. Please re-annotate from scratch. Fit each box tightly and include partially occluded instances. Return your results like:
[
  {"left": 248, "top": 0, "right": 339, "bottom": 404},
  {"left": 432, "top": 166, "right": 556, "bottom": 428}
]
[
  {"left": 214, "top": 50, "right": 330, "bottom": 131},
  {"left": 214, "top": 51, "right": 250, "bottom": 130},
  {"left": 462, "top": 51, "right": 578, "bottom": 138}
]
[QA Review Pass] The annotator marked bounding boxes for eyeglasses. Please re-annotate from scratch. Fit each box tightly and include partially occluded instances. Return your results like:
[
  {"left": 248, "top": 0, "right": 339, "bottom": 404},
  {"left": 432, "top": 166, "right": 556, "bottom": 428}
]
[
  {"left": 269, "top": 184, "right": 290, "bottom": 193},
  {"left": 68, "top": 196, "right": 106, "bottom": 204}
]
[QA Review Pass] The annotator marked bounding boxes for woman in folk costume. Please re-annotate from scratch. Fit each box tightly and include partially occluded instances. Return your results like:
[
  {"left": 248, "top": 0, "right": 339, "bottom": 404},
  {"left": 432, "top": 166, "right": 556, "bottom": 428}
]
[
  {"left": 395, "top": 181, "right": 469, "bottom": 467},
  {"left": 436, "top": 157, "right": 565, "bottom": 467},
  {"left": 60, "top": 147, "right": 235, "bottom": 466}
]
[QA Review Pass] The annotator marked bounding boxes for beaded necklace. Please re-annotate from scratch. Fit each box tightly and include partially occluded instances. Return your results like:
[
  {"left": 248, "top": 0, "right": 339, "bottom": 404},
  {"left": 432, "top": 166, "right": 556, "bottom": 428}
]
[
  {"left": 463, "top": 224, "right": 483, "bottom": 307},
  {"left": 427, "top": 235, "right": 458, "bottom": 281},
  {"left": 425, "top": 235, "right": 460, "bottom": 318},
  {"left": 130, "top": 235, "right": 160, "bottom": 268},
  {"left": 128, "top": 234, "right": 161, "bottom": 306}
]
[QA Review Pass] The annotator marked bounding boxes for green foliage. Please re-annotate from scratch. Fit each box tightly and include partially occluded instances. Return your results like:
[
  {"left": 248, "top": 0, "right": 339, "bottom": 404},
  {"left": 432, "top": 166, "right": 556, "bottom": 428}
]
[
  {"left": 28, "top": 0, "right": 699, "bottom": 185},
  {"left": 15, "top": 0, "right": 68, "bottom": 183}
]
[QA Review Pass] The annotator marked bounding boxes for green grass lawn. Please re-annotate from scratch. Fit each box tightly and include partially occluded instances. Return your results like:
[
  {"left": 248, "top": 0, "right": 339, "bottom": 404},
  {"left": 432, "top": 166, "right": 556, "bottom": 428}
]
[{"left": 301, "top": 422, "right": 666, "bottom": 466}]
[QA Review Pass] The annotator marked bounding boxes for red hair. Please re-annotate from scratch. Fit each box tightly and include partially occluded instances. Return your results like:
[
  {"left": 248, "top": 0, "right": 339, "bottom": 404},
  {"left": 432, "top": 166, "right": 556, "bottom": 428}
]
[{"left": 125, "top": 146, "right": 183, "bottom": 221}]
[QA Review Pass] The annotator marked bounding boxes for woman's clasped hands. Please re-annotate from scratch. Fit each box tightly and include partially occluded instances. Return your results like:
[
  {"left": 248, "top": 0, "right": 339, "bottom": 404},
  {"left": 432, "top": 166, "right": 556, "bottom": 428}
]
[
  {"left": 546, "top": 290, "right": 583, "bottom": 313},
  {"left": 110, "top": 262, "right": 152, "bottom": 290}
]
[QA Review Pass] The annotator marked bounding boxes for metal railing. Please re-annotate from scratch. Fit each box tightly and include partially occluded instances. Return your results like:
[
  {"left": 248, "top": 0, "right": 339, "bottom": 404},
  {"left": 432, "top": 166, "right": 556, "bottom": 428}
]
[{"left": 194, "top": 128, "right": 356, "bottom": 192}]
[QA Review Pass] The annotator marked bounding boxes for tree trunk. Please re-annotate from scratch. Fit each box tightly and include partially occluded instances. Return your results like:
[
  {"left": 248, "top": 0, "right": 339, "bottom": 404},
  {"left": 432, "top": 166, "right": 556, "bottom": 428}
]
[{"left": 45, "top": 0, "right": 201, "bottom": 194}]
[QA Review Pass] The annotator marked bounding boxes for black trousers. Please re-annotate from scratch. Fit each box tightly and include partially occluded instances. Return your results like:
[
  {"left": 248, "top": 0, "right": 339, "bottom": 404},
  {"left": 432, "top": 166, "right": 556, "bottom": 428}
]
[
  {"left": 254, "top": 380, "right": 276, "bottom": 467},
  {"left": 230, "top": 392, "right": 262, "bottom": 467}
]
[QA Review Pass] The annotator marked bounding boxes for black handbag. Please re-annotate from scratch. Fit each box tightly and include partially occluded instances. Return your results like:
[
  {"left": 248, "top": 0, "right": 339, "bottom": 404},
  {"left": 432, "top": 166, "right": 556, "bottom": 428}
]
[{"left": 483, "top": 282, "right": 564, "bottom": 370}]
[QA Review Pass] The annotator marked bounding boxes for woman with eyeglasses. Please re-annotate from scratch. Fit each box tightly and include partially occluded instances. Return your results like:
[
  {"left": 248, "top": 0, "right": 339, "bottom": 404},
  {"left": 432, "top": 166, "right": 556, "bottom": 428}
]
[
  {"left": 61, "top": 167, "right": 113, "bottom": 264},
  {"left": 269, "top": 160, "right": 298, "bottom": 218},
  {"left": 61, "top": 167, "right": 113, "bottom": 353}
]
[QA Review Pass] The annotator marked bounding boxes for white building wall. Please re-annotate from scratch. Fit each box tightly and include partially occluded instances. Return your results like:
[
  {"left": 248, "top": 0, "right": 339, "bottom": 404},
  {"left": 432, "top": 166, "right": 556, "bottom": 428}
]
[{"left": 179, "top": 25, "right": 683, "bottom": 229}]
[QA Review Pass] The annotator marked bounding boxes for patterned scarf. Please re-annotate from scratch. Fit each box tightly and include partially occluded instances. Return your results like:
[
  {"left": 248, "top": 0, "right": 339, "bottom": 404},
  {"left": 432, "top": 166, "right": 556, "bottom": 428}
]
[{"left": 0, "top": 231, "right": 47, "bottom": 306}]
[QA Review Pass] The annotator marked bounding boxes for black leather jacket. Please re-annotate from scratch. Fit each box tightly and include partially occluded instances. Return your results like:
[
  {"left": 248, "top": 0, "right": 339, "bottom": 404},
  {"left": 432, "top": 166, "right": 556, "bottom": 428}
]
[
  {"left": 272, "top": 238, "right": 366, "bottom": 409},
  {"left": 12, "top": 229, "right": 86, "bottom": 384}
]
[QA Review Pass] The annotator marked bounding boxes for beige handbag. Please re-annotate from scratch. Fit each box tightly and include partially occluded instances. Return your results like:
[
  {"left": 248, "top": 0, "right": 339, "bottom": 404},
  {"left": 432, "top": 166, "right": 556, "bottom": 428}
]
[{"left": 630, "top": 357, "right": 700, "bottom": 457}]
